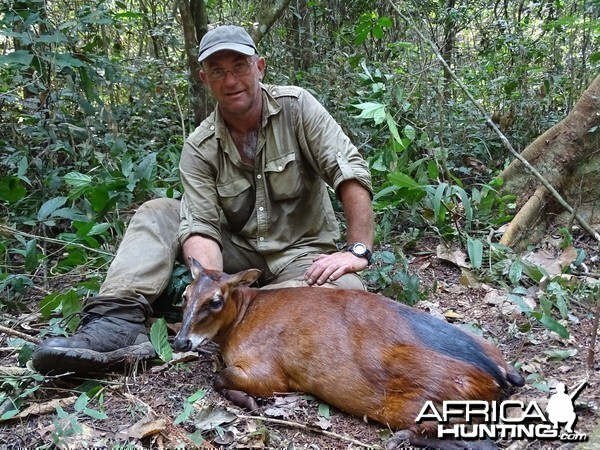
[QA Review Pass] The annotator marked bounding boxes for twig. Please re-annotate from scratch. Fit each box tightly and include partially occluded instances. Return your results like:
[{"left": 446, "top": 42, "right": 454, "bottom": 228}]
[
  {"left": 386, "top": 0, "right": 600, "bottom": 243},
  {"left": 587, "top": 292, "right": 600, "bottom": 370},
  {"left": 0, "top": 366, "right": 33, "bottom": 377},
  {"left": 172, "top": 86, "right": 187, "bottom": 143},
  {"left": 0, "top": 347, "right": 19, "bottom": 355},
  {"left": 0, "top": 324, "right": 41, "bottom": 344},
  {"left": 236, "top": 414, "right": 375, "bottom": 448}
]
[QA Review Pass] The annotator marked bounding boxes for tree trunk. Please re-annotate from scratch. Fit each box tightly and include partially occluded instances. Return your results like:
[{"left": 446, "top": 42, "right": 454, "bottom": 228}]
[
  {"left": 499, "top": 75, "right": 600, "bottom": 248},
  {"left": 177, "top": 0, "right": 292, "bottom": 126},
  {"left": 177, "top": 0, "right": 210, "bottom": 126}
]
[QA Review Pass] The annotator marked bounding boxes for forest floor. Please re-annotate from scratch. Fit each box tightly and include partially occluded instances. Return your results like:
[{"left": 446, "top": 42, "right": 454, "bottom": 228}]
[{"left": 1, "top": 227, "right": 599, "bottom": 449}]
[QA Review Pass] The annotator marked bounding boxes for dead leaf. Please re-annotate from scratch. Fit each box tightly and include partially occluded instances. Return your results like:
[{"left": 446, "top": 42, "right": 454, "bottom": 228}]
[
  {"left": 459, "top": 268, "right": 480, "bottom": 287},
  {"left": 264, "top": 395, "right": 307, "bottom": 419},
  {"left": 483, "top": 289, "right": 522, "bottom": 316},
  {"left": 558, "top": 245, "right": 578, "bottom": 268},
  {"left": 1, "top": 396, "right": 77, "bottom": 422},
  {"left": 313, "top": 415, "right": 332, "bottom": 430},
  {"left": 169, "top": 351, "right": 199, "bottom": 365},
  {"left": 195, "top": 405, "right": 237, "bottom": 431},
  {"left": 443, "top": 310, "right": 464, "bottom": 321},
  {"left": 39, "top": 420, "right": 99, "bottom": 450},
  {"left": 522, "top": 249, "right": 561, "bottom": 276},
  {"left": 127, "top": 416, "right": 166, "bottom": 439},
  {"left": 436, "top": 244, "right": 471, "bottom": 268}
]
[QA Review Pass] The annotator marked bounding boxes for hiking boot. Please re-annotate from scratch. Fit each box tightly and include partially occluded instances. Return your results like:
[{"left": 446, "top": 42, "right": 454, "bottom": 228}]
[{"left": 31, "top": 314, "right": 156, "bottom": 375}]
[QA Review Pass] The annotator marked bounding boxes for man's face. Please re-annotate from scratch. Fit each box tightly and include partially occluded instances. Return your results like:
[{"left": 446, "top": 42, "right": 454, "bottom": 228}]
[{"left": 200, "top": 50, "right": 265, "bottom": 119}]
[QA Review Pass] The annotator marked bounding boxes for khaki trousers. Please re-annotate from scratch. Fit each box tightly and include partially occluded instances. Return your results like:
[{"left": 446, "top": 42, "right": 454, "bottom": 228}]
[{"left": 83, "top": 198, "right": 365, "bottom": 323}]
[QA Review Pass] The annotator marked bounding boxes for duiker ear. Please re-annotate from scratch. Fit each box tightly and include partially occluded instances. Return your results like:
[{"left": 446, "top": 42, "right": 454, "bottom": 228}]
[
  {"left": 229, "top": 268, "right": 261, "bottom": 287},
  {"left": 188, "top": 256, "right": 204, "bottom": 280}
]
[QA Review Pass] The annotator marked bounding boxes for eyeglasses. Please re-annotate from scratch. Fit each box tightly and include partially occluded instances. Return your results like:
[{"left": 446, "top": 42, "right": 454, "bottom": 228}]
[{"left": 205, "top": 59, "right": 258, "bottom": 81}]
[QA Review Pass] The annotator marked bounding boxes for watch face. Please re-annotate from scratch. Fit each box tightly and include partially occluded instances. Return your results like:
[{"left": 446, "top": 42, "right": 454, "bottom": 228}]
[{"left": 353, "top": 243, "right": 367, "bottom": 255}]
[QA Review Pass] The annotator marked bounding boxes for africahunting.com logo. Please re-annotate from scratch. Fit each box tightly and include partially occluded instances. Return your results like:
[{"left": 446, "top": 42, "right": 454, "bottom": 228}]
[{"left": 416, "top": 380, "right": 588, "bottom": 442}]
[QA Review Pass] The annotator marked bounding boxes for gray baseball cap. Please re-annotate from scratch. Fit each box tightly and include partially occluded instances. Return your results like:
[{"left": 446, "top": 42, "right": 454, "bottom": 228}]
[{"left": 198, "top": 25, "right": 257, "bottom": 62}]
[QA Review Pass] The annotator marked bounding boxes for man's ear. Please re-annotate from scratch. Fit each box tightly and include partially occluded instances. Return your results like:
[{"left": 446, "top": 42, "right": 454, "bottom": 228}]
[
  {"left": 257, "top": 57, "right": 266, "bottom": 80},
  {"left": 199, "top": 69, "right": 208, "bottom": 85}
]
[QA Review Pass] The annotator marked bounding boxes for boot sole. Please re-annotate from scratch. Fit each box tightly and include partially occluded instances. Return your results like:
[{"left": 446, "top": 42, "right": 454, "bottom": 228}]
[{"left": 32, "top": 341, "right": 157, "bottom": 375}]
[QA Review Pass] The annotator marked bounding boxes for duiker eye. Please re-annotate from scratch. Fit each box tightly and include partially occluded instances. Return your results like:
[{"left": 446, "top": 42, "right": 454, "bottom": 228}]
[{"left": 209, "top": 295, "right": 224, "bottom": 309}]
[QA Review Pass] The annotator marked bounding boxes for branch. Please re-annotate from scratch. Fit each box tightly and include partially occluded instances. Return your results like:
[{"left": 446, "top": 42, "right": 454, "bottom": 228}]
[
  {"left": 236, "top": 414, "right": 373, "bottom": 448},
  {"left": 250, "top": 0, "right": 294, "bottom": 44},
  {"left": 0, "top": 324, "right": 41, "bottom": 344},
  {"left": 386, "top": 0, "right": 600, "bottom": 243}
]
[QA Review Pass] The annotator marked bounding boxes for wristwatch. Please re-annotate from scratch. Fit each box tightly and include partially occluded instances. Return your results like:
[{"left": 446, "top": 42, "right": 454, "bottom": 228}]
[{"left": 346, "top": 242, "right": 372, "bottom": 265}]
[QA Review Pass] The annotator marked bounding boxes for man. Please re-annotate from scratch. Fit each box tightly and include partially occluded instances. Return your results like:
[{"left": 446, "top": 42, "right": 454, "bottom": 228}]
[{"left": 32, "top": 25, "right": 374, "bottom": 375}]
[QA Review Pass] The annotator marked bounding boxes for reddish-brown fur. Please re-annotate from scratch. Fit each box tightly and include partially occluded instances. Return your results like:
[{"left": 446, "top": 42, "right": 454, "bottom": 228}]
[{"left": 175, "top": 259, "right": 524, "bottom": 447}]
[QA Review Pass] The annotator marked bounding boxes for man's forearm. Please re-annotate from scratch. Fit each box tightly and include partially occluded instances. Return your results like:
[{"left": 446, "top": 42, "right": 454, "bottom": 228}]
[
  {"left": 182, "top": 234, "right": 223, "bottom": 271},
  {"left": 338, "top": 179, "right": 374, "bottom": 248}
]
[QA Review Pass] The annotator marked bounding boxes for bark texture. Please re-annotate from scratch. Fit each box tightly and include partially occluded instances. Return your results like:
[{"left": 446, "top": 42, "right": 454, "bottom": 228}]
[{"left": 499, "top": 75, "right": 600, "bottom": 248}]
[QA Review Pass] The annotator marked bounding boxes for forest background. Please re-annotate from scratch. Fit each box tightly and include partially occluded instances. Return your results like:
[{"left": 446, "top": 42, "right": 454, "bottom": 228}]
[{"left": 1, "top": 0, "right": 600, "bottom": 448}]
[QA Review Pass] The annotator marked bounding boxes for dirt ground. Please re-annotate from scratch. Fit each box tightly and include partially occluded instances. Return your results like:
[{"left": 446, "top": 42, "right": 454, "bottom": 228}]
[{"left": 1, "top": 229, "right": 599, "bottom": 449}]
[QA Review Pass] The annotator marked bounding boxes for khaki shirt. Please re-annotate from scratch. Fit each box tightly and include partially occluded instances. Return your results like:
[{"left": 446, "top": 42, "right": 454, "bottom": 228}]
[{"left": 178, "top": 84, "right": 372, "bottom": 275}]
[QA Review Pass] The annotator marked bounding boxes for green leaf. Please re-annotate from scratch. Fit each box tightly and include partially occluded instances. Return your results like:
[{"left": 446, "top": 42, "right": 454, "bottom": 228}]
[
  {"left": 42, "top": 53, "right": 86, "bottom": 69},
  {"left": 88, "top": 223, "right": 111, "bottom": 236},
  {"left": 377, "top": 16, "right": 393, "bottom": 28},
  {"left": 136, "top": 152, "right": 158, "bottom": 181},
  {"left": 386, "top": 111, "right": 402, "bottom": 144},
  {"left": 467, "top": 237, "right": 483, "bottom": 270},
  {"left": 24, "top": 239, "right": 38, "bottom": 272},
  {"left": 0, "top": 176, "right": 27, "bottom": 203},
  {"left": 387, "top": 172, "right": 422, "bottom": 190},
  {"left": 39, "top": 292, "right": 64, "bottom": 319},
  {"left": 432, "top": 183, "right": 448, "bottom": 225},
  {"left": 403, "top": 124, "right": 416, "bottom": 141},
  {"left": 1, "top": 408, "right": 19, "bottom": 421},
  {"left": 507, "top": 293, "right": 532, "bottom": 313},
  {"left": 453, "top": 186, "right": 473, "bottom": 231},
  {"left": 318, "top": 402, "right": 330, "bottom": 418},
  {"left": 74, "top": 393, "right": 90, "bottom": 412},
  {"left": 150, "top": 318, "right": 172, "bottom": 363},
  {"left": 84, "top": 408, "right": 108, "bottom": 420},
  {"left": 174, "top": 389, "right": 206, "bottom": 425},
  {"left": 353, "top": 102, "right": 386, "bottom": 125},
  {"left": 36, "top": 32, "right": 69, "bottom": 44},
  {"left": 87, "top": 185, "right": 110, "bottom": 213},
  {"left": 508, "top": 259, "right": 524, "bottom": 284},
  {"left": 51, "top": 207, "right": 89, "bottom": 222},
  {"left": 0, "top": 50, "right": 33, "bottom": 66},
  {"left": 539, "top": 315, "right": 569, "bottom": 339},
  {"left": 37, "top": 196, "right": 68, "bottom": 221},
  {"left": 64, "top": 172, "right": 93, "bottom": 187},
  {"left": 542, "top": 349, "right": 577, "bottom": 361}
]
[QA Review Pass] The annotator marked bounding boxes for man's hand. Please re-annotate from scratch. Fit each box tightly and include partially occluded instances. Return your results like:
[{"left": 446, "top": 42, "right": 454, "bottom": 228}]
[{"left": 304, "top": 251, "right": 369, "bottom": 286}]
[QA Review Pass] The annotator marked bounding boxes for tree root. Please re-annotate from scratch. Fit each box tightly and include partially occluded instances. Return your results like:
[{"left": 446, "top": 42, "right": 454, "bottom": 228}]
[{"left": 499, "top": 185, "right": 549, "bottom": 247}]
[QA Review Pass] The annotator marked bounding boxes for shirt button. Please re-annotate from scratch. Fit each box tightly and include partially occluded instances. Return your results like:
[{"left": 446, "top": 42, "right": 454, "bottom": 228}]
[
  {"left": 210, "top": 125, "right": 215, "bottom": 130},
  {"left": 273, "top": 90, "right": 277, "bottom": 95},
  {"left": 259, "top": 206, "right": 264, "bottom": 211},
  {"left": 277, "top": 166, "right": 283, "bottom": 171},
  {"left": 257, "top": 174, "right": 262, "bottom": 179},
  {"left": 259, "top": 237, "right": 265, "bottom": 241},
  {"left": 337, "top": 152, "right": 342, "bottom": 156}
]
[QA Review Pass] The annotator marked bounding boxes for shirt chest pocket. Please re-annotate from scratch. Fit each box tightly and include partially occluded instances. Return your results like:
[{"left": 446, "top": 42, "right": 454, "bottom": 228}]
[
  {"left": 217, "top": 177, "right": 254, "bottom": 229},
  {"left": 264, "top": 153, "right": 303, "bottom": 201}
]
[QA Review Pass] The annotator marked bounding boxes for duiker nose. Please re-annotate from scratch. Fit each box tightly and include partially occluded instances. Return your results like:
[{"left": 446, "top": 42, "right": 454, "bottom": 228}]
[{"left": 173, "top": 335, "right": 192, "bottom": 352}]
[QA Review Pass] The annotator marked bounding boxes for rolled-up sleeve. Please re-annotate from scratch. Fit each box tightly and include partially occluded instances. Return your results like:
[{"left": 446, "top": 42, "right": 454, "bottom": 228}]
[{"left": 177, "top": 129, "right": 223, "bottom": 247}]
